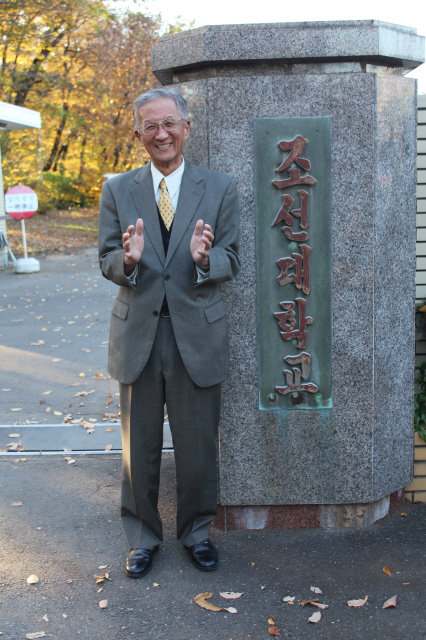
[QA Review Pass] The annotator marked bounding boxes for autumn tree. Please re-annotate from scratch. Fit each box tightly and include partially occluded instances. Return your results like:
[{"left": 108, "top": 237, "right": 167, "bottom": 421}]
[{"left": 0, "top": 0, "right": 162, "bottom": 208}]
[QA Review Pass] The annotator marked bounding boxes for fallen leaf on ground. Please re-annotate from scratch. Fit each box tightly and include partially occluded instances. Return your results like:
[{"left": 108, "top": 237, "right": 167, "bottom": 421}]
[
  {"left": 79, "top": 372, "right": 85, "bottom": 377},
  {"left": 251, "top": 562, "right": 256, "bottom": 566},
  {"left": 98, "top": 565, "right": 108, "bottom": 569},
  {"left": 382, "top": 595, "right": 397, "bottom": 609},
  {"left": 86, "top": 429, "right": 95, "bottom": 434},
  {"left": 19, "top": 458, "right": 26, "bottom": 462},
  {"left": 300, "top": 599, "right": 319, "bottom": 606},
  {"left": 225, "top": 607, "right": 237, "bottom": 613},
  {"left": 88, "top": 418, "right": 96, "bottom": 422},
  {"left": 17, "top": 446, "right": 25, "bottom": 452},
  {"left": 193, "top": 592, "right": 223, "bottom": 612},
  {"left": 30, "top": 341, "right": 44, "bottom": 346},
  {"left": 62, "top": 614, "right": 67, "bottom": 619},
  {"left": 70, "top": 383, "right": 79, "bottom": 387},
  {"left": 310, "top": 586, "right": 322, "bottom": 594},
  {"left": 81, "top": 349, "right": 91, "bottom": 353},
  {"left": 105, "top": 444, "right": 112, "bottom": 451},
  {"left": 38, "top": 399, "right": 46, "bottom": 405},
  {"left": 383, "top": 566, "right": 392, "bottom": 577},
  {"left": 99, "top": 600, "right": 108, "bottom": 609},
  {"left": 153, "top": 582, "right": 160, "bottom": 587},
  {"left": 301, "top": 599, "right": 328, "bottom": 609},
  {"left": 268, "top": 627, "right": 280, "bottom": 636},
  {"left": 42, "top": 391, "right": 51, "bottom": 395},
  {"left": 1, "top": 389, "right": 11, "bottom": 391},
  {"left": 7, "top": 443, "right": 19, "bottom": 450},
  {"left": 27, "top": 574, "right": 39, "bottom": 584},
  {"left": 26, "top": 633, "right": 46, "bottom": 639},
  {"left": 401, "top": 512, "right": 407, "bottom": 517},
  {"left": 348, "top": 596, "right": 368, "bottom": 607},
  {"left": 308, "top": 611, "right": 321, "bottom": 623},
  {"left": 403, "top": 582, "right": 410, "bottom": 585},
  {"left": 106, "top": 428, "right": 114, "bottom": 432},
  {"left": 106, "top": 399, "right": 113, "bottom": 405},
  {"left": 267, "top": 616, "right": 275, "bottom": 625},
  {"left": 283, "top": 596, "right": 295, "bottom": 603},
  {"left": 97, "top": 587, "right": 103, "bottom": 593},
  {"left": 8, "top": 433, "right": 21, "bottom": 438},
  {"left": 10, "top": 408, "right": 22, "bottom": 411},
  {"left": 220, "top": 592, "right": 244, "bottom": 599},
  {"left": 11, "top": 502, "right": 23, "bottom": 506},
  {"left": 94, "top": 573, "right": 111, "bottom": 584},
  {"left": 53, "top": 411, "right": 62, "bottom": 416},
  {"left": 64, "top": 457, "right": 75, "bottom": 464},
  {"left": 52, "top": 358, "right": 61, "bottom": 362},
  {"left": 67, "top": 579, "right": 73, "bottom": 584},
  {"left": 42, "top": 615, "right": 48, "bottom": 622},
  {"left": 261, "top": 586, "right": 266, "bottom": 590}
]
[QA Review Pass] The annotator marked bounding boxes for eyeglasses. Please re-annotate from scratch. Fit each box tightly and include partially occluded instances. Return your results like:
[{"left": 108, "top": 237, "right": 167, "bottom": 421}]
[{"left": 139, "top": 118, "right": 185, "bottom": 136}]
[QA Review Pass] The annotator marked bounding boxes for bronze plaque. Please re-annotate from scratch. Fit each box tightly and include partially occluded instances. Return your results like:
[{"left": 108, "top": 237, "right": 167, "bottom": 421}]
[{"left": 255, "top": 118, "right": 332, "bottom": 410}]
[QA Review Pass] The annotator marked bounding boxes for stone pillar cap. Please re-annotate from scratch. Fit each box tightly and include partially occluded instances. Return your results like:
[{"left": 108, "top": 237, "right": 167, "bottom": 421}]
[{"left": 152, "top": 20, "right": 425, "bottom": 85}]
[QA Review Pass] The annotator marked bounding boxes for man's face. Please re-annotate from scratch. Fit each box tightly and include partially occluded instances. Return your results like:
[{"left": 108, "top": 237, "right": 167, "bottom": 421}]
[{"left": 135, "top": 97, "right": 190, "bottom": 176}]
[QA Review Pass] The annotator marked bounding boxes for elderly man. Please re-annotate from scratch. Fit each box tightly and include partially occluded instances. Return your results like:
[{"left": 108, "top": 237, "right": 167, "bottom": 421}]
[{"left": 98, "top": 88, "right": 240, "bottom": 577}]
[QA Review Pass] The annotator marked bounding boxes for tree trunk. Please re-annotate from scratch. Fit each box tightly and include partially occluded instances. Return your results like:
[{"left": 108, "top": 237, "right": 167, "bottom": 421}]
[{"left": 43, "top": 102, "right": 68, "bottom": 172}]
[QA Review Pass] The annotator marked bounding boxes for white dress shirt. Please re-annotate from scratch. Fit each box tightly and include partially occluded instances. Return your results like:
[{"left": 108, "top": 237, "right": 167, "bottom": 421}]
[{"left": 126, "top": 157, "right": 209, "bottom": 284}]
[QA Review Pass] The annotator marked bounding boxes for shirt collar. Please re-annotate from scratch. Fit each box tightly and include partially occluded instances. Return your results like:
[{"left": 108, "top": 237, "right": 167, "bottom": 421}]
[{"left": 150, "top": 157, "right": 185, "bottom": 200}]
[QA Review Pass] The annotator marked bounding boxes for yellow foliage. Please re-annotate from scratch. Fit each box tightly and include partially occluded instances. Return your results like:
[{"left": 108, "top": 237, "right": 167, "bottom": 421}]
[{"left": 0, "top": 0, "right": 163, "bottom": 209}]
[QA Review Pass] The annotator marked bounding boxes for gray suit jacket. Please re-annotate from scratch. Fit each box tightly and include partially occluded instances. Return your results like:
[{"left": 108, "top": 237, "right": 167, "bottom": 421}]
[{"left": 98, "top": 160, "right": 240, "bottom": 387}]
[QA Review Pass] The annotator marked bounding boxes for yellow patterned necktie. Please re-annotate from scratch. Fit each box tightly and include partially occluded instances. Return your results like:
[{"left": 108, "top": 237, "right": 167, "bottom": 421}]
[{"left": 158, "top": 178, "right": 174, "bottom": 231}]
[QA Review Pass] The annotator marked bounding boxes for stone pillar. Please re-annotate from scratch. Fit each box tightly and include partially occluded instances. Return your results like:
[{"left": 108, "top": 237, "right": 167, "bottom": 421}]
[{"left": 152, "top": 20, "right": 425, "bottom": 528}]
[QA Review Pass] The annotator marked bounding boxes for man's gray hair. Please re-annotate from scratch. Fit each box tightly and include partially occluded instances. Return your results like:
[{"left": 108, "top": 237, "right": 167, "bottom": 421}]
[{"left": 133, "top": 88, "right": 188, "bottom": 129}]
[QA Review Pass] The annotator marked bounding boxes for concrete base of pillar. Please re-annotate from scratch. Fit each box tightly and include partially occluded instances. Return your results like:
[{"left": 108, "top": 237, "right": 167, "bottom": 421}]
[{"left": 214, "top": 490, "right": 405, "bottom": 532}]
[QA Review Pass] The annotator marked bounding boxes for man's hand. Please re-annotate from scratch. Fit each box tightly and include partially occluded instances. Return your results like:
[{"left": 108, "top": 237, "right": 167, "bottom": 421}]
[
  {"left": 190, "top": 220, "right": 213, "bottom": 269},
  {"left": 123, "top": 218, "right": 144, "bottom": 275}
]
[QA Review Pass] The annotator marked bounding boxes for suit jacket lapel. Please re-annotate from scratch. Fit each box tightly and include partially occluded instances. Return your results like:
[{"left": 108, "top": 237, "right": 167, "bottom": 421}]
[
  {"left": 130, "top": 163, "right": 165, "bottom": 265},
  {"left": 165, "top": 162, "right": 204, "bottom": 269}
]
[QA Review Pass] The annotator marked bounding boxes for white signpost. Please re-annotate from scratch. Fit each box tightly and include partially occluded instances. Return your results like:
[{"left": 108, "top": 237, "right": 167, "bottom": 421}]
[{"left": 5, "top": 185, "right": 40, "bottom": 273}]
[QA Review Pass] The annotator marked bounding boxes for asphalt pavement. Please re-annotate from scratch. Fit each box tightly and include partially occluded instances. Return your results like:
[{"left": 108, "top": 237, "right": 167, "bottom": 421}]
[
  {"left": 0, "top": 248, "right": 118, "bottom": 427},
  {"left": 1, "top": 250, "right": 426, "bottom": 640}
]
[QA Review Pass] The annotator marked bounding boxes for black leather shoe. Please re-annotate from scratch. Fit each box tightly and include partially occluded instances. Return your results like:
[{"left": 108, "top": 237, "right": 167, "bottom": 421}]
[
  {"left": 186, "top": 538, "right": 218, "bottom": 571},
  {"left": 126, "top": 547, "right": 158, "bottom": 578}
]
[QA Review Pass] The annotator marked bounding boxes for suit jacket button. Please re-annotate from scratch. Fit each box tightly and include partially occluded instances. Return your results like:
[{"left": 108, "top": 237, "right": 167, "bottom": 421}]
[
  {"left": 153, "top": 310, "right": 159, "bottom": 316},
  {"left": 164, "top": 274, "right": 171, "bottom": 281}
]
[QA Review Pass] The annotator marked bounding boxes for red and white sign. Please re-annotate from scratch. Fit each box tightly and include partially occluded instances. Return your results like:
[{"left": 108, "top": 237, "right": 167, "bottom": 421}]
[{"left": 5, "top": 185, "right": 38, "bottom": 220}]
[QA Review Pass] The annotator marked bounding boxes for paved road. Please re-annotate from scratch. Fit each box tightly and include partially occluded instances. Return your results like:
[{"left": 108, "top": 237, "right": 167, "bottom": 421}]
[
  {"left": 0, "top": 247, "right": 118, "bottom": 425},
  {"left": 0, "top": 248, "right": 171, "bottom": 453},
  {"left": 1, "top": 454, "right": 426, "bottom": 640}
]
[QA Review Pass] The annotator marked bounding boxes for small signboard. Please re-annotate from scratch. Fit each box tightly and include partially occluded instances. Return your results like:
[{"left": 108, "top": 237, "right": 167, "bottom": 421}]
[
  {"left": 4, "top": 184, "right": 40, "bottom": 272},
  {"left": 5, "top": 185, "right": 38, "bottom": 219}
]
